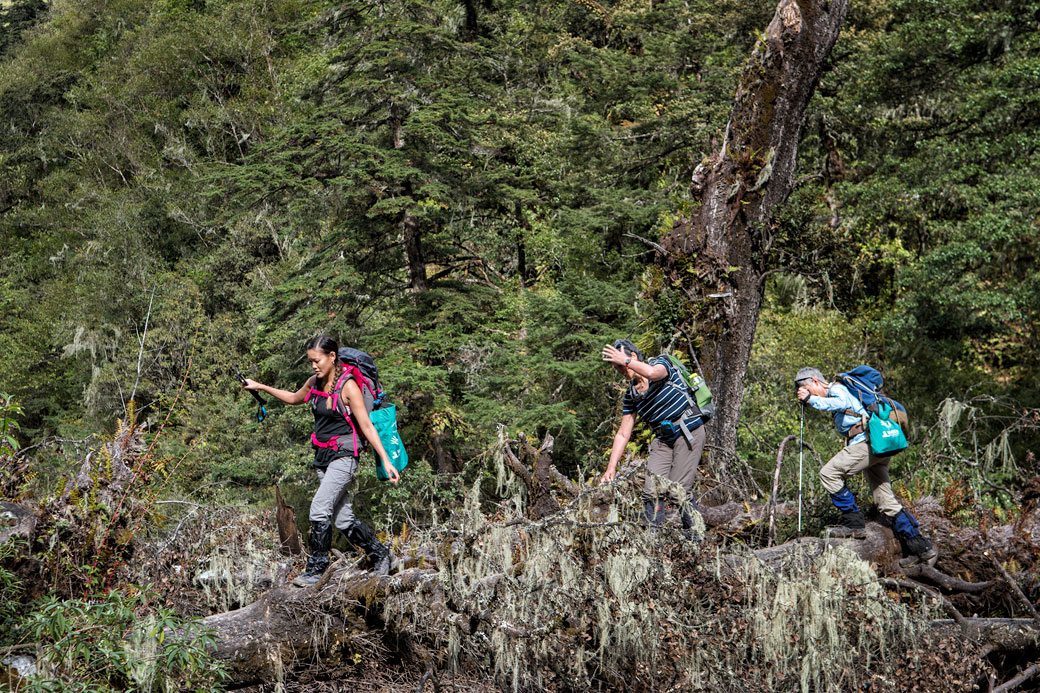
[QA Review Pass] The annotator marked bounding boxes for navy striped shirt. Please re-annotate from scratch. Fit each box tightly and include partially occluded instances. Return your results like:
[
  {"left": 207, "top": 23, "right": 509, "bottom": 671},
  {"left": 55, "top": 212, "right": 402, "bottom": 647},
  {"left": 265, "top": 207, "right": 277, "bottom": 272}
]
[{"left": 621, "top": 356, "right": 702, "bottom": 443}]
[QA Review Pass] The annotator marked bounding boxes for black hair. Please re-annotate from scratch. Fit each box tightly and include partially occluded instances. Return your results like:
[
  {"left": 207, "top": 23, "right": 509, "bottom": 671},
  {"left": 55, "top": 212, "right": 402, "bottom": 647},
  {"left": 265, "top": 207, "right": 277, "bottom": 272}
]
[
  {"left": 305, "top": 334, "right": 339, "bottom": 357},
  {"left": 613, "top": 338, "right": 642, "bottom": 361}
]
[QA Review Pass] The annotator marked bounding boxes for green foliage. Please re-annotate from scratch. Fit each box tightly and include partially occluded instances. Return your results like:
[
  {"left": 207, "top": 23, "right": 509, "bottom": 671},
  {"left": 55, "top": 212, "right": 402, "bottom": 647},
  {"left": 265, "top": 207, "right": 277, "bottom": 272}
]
[
  {"left": 0, "top": 392, "right": 23, "bottom": 454},
  {"left": 739, "top": 284, "right": 869, "bottom": 490},
  {"left": 791, "top": 0, "right": 1040, "bottom": 404},
  {"left": 2, "top": 0, "right": 1040, "bottom": 686},
  {"left": 0, "top": 539, "right": 26, "bottom": 637},
  {"left": 15, "top": 589, "right": 227, "bottom": 691},
  {"left": 0, "top": 0, "right": 1037, "bottom": 529}
]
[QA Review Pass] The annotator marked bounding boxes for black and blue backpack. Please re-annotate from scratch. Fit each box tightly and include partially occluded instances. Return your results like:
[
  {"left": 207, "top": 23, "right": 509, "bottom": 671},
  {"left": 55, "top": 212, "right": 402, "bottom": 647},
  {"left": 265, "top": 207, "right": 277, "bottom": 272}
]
[{"left": 836, "top": 365, "right": 909, "bottom": 456}]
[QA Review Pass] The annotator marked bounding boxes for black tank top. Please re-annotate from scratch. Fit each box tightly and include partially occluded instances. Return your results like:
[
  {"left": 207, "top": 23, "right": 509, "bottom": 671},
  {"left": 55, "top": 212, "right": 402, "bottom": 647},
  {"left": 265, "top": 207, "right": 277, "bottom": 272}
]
[{"left": 308, "top": 374, "right": 373, "bottom": 467}]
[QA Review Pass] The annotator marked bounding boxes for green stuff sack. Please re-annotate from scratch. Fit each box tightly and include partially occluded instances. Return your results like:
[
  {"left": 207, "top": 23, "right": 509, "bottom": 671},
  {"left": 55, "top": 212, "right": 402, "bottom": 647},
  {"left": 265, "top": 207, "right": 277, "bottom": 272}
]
[
  {"left": 662, "top": 354, "right": 715, "bottom": 422},
  {"left": 867, "top": 401, "right": 908, "bottom": 457},
  {"left": 370, "top": 404, "right": 408, "bottom": 480}
]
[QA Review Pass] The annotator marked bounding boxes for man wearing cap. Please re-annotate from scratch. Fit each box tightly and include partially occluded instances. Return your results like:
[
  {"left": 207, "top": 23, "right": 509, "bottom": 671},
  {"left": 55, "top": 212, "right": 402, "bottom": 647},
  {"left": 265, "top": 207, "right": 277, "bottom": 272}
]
[
  {"left": 600, "top": 340, "right": 705, "bottom": 533},
  {"left": 795, "top": 367, "right": 937, "bottom": 567}
]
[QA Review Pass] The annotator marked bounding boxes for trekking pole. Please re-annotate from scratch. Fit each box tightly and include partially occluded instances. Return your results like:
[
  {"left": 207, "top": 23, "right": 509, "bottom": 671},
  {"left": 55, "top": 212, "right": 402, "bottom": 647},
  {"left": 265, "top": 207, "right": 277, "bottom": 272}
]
[
  {"left": 234, "top": 367, "right": 268, "bottom": 423},
  {"left": 798, "top": 402, "right": 805, "bottom": 534}
]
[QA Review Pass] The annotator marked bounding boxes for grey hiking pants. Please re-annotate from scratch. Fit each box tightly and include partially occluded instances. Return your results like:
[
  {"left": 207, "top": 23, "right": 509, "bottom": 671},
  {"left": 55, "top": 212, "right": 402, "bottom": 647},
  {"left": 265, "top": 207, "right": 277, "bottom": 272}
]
[
  {"left": 643, "top": 425, "right": 706, "bottom": 508},
  {"left": 309, "top": 455, "right": 359, "bottom": 529}
]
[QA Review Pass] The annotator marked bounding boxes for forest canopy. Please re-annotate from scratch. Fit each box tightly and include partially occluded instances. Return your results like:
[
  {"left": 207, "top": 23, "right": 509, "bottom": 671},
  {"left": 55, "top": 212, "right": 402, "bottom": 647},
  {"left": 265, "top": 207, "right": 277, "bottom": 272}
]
[{"left": 1, "top": 0, "right": 1039, "bottom": 689}]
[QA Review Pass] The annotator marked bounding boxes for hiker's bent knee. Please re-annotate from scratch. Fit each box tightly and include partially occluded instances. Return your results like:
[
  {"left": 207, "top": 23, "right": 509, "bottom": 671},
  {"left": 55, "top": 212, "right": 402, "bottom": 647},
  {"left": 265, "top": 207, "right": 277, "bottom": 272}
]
[{"left": 819, "top": 462, "right": 844, "bottom": 495}]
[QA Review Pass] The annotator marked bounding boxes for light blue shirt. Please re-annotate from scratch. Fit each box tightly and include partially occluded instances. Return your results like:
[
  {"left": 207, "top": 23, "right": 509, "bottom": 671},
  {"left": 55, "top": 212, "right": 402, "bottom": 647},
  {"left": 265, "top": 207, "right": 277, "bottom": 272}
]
[{"left": 807, "top": 382, "right": 868, "bottom": 445}]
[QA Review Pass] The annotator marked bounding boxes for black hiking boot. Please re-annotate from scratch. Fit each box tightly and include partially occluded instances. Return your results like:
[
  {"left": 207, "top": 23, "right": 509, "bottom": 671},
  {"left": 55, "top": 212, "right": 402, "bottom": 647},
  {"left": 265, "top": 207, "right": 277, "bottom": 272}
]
[
  {"left": 293, "top": 521, "right": 332, "bottom": 587},
  {"left": 643, "top": 500, "right": 666, "bottom": 527},
  {"left": 347, "top": 520, "right": 394, "bottom": 576},
  {"left": 825, "top": 510, "right": 867, "bottom": 539},
  {"left": 898, "top": 535, "right": 938, "bottom": 568}
]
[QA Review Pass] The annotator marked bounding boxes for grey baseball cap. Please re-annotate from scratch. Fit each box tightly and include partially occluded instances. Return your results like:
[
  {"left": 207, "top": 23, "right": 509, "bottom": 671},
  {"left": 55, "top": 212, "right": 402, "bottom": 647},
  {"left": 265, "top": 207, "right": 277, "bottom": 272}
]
[{"left": 795, "top": 367, "right": 825, "bottom": 385}]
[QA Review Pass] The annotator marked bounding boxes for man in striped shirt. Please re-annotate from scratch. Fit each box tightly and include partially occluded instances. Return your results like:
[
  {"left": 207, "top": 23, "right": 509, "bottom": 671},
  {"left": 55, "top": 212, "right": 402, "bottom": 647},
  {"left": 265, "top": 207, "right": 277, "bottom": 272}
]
[{"left": 600, "top": 339, "right": 706, "bottom": 530}]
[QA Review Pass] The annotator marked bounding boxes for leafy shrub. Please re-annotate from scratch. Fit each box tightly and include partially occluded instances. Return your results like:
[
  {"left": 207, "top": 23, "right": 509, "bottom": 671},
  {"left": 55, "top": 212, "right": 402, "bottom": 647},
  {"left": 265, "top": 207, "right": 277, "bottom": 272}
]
[{"left": 17, "top": 589, "right": 227, "bottom": 692}]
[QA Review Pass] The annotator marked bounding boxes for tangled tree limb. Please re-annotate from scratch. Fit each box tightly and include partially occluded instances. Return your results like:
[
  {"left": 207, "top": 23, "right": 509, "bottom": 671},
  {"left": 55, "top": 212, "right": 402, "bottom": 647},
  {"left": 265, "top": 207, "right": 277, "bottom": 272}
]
[{"left": 10, "top": 421, "right": 1040, "bottom": 690}]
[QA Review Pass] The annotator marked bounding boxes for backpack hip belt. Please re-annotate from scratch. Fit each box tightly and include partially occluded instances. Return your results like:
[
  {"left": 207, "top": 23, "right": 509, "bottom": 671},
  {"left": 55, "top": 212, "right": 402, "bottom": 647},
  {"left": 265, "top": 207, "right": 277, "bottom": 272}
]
[
  {"left": 844, "top": 408, "right": 868, "bottom": 440},
  {"left": 656, "top": 406, "right": 702, "bottom": 448},
  {"left": 311, "top": 432, "right": 358, "bottom": 458}
]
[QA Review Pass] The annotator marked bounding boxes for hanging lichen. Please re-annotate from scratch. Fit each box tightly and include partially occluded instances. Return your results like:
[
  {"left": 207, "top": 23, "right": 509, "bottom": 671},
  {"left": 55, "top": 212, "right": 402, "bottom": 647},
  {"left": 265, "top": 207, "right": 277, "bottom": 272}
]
[{"left": 380, "top": 456, "right": 959, "bottom": 692}]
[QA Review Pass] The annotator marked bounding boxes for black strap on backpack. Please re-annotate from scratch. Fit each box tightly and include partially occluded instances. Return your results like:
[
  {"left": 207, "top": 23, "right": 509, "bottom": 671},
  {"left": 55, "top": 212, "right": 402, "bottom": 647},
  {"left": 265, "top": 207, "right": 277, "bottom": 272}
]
[{"left": 655, "top": 356, "right": 700, "bottom": 448}]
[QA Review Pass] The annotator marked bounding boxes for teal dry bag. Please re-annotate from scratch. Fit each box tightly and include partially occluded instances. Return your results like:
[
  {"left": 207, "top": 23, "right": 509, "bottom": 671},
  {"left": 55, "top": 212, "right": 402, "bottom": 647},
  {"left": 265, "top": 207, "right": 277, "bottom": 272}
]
[
  {"left": 370, "top": 404, "right": 408, "bottom": 480},
  {"left": 867, "top": 401, "right": 908, "bottom": 457}
]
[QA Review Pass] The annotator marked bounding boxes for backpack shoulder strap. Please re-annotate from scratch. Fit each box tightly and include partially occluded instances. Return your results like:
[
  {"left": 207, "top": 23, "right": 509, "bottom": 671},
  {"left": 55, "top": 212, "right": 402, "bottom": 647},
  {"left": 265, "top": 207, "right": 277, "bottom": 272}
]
[{"left": 657, "top": 357, "right": 701, "bottom": 414}]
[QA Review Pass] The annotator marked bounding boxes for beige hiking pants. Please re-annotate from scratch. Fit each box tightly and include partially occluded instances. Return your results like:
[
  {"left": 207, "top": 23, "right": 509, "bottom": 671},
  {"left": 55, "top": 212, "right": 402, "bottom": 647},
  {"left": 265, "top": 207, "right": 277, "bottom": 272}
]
[
  {"left": 643, "top": 425, "right": 706, "bottom": 507},
  {"left": 819, "top": 441, "right": 902, "bottom": 516}
]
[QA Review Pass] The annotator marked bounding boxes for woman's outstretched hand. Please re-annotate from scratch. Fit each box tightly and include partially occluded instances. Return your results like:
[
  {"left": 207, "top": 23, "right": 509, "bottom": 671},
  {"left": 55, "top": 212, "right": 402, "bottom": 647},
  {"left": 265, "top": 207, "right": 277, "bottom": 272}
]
[{"left": 382, "top": 460, "right": 400, "bottom": 484}]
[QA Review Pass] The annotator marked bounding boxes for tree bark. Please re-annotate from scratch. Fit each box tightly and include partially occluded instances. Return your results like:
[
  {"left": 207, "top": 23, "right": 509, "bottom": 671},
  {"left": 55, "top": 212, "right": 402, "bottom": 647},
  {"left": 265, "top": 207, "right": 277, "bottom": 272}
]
[
  {"left": 390, "top": 108, "right": 427, "bottom": 292},
  {"left": 274, "top": 485, "right": 303, "bottom": 556},
  {"left": 402, "top": 203, "right": 427, "bottom": 292},
  {"left": 199, "top": 565, "right": 437, "bottom": 685},
  {"left": 662, "top": 0, "right": 849, "bottom": 458}
]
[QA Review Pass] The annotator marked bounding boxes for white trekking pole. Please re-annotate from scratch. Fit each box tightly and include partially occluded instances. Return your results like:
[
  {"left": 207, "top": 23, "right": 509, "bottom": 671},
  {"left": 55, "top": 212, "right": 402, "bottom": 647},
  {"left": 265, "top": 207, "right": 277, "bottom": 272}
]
[{"left": 798, "top": 402, "right": 805, "bottom": 533}]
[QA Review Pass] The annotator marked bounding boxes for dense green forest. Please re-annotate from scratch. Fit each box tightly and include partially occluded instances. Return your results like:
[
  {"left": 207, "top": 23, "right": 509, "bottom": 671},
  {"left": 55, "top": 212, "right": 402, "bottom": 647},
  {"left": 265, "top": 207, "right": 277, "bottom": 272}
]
[{"left": 2, "top": 0, "right": 1039, "bottom": 689}]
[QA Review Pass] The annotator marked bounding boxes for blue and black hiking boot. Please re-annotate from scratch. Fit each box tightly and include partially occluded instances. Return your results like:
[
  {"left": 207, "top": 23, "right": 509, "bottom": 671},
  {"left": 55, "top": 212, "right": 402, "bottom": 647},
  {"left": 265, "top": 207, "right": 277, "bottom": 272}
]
[
  {"left": 825, "top": 510, "right": 867, "bottom": 539},
  {"left": 898, "top": 536, "right": 938, "bottom": 568},
  {"left": 893, "top": 508, "right": 939, "bottom": 568}
]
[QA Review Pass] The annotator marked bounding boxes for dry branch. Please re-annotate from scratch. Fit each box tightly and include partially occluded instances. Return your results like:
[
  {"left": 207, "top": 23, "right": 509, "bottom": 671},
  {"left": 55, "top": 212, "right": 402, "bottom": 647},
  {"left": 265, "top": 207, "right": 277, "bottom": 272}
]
[{"left": 993, "top": 662, "right": 1040, "bottom": 693}]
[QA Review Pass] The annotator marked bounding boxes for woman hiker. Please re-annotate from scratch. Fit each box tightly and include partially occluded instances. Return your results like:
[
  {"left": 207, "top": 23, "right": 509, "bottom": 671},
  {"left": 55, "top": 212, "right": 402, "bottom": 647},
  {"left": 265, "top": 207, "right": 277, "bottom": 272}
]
[
  {"left": 243, "top": 335, "right": 399, "bottom": 586},
  {"left": 600, "top": 339, "right": 706, "bottom": 534}
]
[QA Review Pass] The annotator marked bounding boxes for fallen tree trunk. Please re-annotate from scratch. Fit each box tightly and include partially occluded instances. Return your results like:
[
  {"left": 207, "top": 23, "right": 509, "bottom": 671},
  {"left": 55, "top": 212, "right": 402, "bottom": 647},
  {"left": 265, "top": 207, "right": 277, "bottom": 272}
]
[
  {"left": 201, "top": 564, "right": 437, "bottom": 685},
  {"left": 195, "top": 493, "right": 1040, "bottom": 688}
]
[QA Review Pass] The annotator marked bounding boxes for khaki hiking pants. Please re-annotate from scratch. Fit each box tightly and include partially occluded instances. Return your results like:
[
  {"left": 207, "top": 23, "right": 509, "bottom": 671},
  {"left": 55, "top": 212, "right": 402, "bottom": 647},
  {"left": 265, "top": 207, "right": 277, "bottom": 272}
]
[
  {"left": 819, "top": 441, "right": 902, "bottom": 517},
  {"left": 643, "top": 425, "right": 706, "bottom": 508}
]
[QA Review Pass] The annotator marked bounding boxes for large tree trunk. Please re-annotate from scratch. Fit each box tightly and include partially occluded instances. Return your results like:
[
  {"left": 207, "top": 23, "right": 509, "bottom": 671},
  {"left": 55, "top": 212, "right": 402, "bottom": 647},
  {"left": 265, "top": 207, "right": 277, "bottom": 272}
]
[
  {"left": 391, "top": 108, "right": 428, "bottom": 292},
  {"left": 401, "top": 204, "right": 428, "bottom": 292},
  {"left": 662, "top": 0, "right": 849, "bottom": 457}
]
